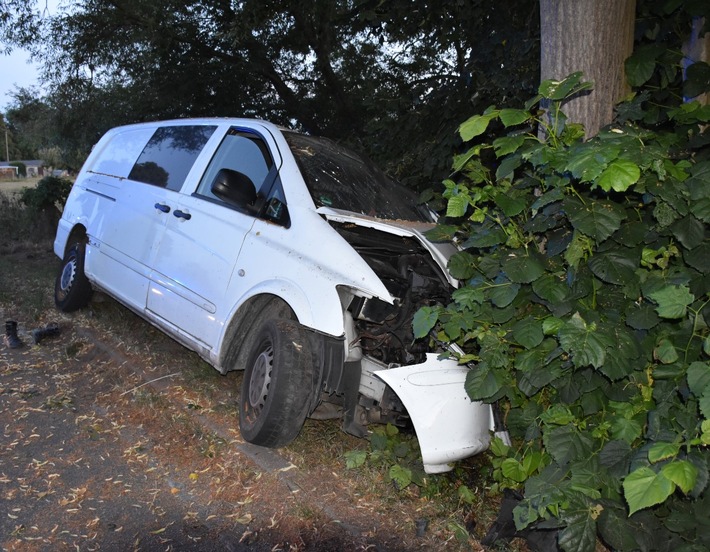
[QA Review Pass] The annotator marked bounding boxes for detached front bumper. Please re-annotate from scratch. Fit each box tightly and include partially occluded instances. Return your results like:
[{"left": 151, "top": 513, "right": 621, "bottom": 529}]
[{"left": 375, "top": 354, "right": 492, "bottom": 474}]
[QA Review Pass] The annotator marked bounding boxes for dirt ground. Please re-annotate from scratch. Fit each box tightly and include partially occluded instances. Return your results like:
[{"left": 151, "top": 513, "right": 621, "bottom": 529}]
[{"left": 1, "top": 249, "right": 499, "bottom": 551}]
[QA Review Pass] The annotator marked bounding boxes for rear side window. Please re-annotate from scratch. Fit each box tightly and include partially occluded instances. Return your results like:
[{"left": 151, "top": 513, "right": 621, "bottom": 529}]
[
  {"left": 88, "top": 127, "right": 155, "bottom": 178},
  {"left": 128, "top": 125, "right": 217, "bottom": 191}
]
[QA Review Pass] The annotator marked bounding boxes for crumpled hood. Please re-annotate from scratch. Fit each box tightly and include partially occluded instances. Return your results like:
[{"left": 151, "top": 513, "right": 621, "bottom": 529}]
[{"left": 317, "top": 207, "right": 458, "bottom": 288}]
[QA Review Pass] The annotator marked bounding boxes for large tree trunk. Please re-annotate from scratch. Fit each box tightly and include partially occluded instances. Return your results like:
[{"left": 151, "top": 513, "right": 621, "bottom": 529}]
[
  {"left": 683, "top": 17, "right": 710, "bottom": 105},
  {"left": 540, "top": 0, "right": 636, "bottom": 137}
]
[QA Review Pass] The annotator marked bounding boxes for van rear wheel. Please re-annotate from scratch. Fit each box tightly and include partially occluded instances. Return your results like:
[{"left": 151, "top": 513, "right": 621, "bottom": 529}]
[
  {"left": 55, "top": 241, "right": 92, "bottom": 312},
  {"left": 239, "top": 318, "right": 314, "bottom": 447}
]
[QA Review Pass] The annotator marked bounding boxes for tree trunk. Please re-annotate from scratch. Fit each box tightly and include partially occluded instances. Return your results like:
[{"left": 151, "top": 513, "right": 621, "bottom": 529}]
[
  {"left": 683, "top": 17, "right": 710, "bottom": 105},
  {"left": 540, "top": 0, "right": 636, "bottom": 137}
]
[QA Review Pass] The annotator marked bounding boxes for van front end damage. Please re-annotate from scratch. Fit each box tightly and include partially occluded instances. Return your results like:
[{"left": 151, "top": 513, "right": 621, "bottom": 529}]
[
  {"left": 374, "top": 357, "right": 491, "bottom": 473},
  {"left": 315, "top": 214, "right": 492, "bottom": 473}
]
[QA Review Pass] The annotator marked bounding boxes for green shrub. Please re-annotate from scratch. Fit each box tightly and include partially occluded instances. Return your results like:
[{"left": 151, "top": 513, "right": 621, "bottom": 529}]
[
  {"left": 20, "top": 175, "right": 73, "bottom": 213},
  {"left": 415, "top": 71, "right": 710, "bottom": 551}
]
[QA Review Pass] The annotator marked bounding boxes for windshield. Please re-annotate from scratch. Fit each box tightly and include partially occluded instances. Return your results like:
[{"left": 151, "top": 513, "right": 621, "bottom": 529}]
[{"left": 284, "top": 132, "right": 431, "bottom": 222}]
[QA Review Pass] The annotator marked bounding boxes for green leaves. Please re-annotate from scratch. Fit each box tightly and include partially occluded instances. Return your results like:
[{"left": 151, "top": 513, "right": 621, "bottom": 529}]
[
  {"left": 389, "top": 464, "right": 413, "bottom": 490},
  {"left": 412, "top": 306, "right": 440, "bottom": 339},
  {"left": 502, "top": 251, "right": 545, "bottom": 283},
  {"left": 512, "top": 317, "right": 544, "bottom": 349},
  {"left": 344, "top": 449, "right": 367, "bottom": 469},
  {"left": 624, "top": 461, "right": 698, "bottom": 515},
  {"left": 558, "top": 314, "right": 614, "bottom": 369},
  {"left": 625, "top": 44, "right": 666, "bottom": 86},
  {"left": 687, "top": 362, "right": 710, "bottom": 396},
  {"left": 459, "top": 107, "right": 533, "bottom": 142},
  {"left": 565, "top": 198, "right": 626, "bottom": 242},
  {"left": 597, "top": 159, "right": 640, "bottom": 192},
  {"left": 648, "top": 441, "right": 680, "bottom": 463},
  {"left": 688, "top": 362, "right": 710, "bottom": 419},
  {"left": 459, "top": 109, "right": 499, "bottom": 141},
  {"left": 499, "top": 108, "right": 531, "bottom": 127},
  {"left": 447, "top": 252, "right": 478, "bottom": 280},
  {"left": 623, "top": 467, "right": 675, "bottom": 515},
  {"left": 661, "top": 460, "right": 698, "bottom": 494},
  {"left": 418, "top": 64, "right": 710, "bottom": 552},
  {"left": 538, "top": 72, "right": 593, "bottom": 101},
  {"left": 683, "top": 61, "right": 710, "bottom": 99},
  {"left": 670, "top": 215, "right": 705, "bottom": 250},
  {"left": 465, "top": 363, "right": 504, "bottom": 400},
  {"left": 588, "top": 249, "right": 638, "bottom": 285},
  {"left": 648, "top": 285, "right": 694, "bottom": 319}
]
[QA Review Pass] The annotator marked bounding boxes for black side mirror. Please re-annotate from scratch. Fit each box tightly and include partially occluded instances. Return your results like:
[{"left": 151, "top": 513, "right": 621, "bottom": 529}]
[{"left": 211, "top": 168, "right": 257, "bottom": 208}]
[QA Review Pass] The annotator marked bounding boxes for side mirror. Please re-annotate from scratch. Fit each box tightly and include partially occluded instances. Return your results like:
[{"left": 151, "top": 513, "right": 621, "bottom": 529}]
[{"left": 211, "top": 168, "right": 257, "bottom": 208}]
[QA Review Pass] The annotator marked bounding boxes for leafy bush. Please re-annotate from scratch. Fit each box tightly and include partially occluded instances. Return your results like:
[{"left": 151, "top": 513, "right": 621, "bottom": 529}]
[
  {"left": 345, "top": 424, "right": 430, "bottom": 490},
  {"left": 20, "top": 175, "right": 73, "bottom": 214},
  {"left": 414, "top": 70, "right": 710, "bottom": 551}
]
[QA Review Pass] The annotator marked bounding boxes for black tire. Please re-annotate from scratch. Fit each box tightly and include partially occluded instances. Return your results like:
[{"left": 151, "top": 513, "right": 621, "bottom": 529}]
[
  {"left": 239, "top": 318, "right": 315, "bottom": 447},
  {"left": 54, "top": 241, "right": 92, "bottom": 312}
]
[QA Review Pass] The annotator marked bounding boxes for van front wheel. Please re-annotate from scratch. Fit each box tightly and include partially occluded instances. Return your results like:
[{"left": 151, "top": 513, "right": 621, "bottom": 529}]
[
  {"left": 239, "top": 318, "right": 314, "bottom": 447},
  {"left": 55, "top": 241, "right": 92, "bottom": 312}
]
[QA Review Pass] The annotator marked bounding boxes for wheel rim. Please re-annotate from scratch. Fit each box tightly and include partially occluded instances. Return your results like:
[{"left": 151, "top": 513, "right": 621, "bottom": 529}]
[
  {"left": 248, "top": 344, "right": 274, "bottom": 413},
  {"left": 59, "top": 256, "right": 77, "bottom": 295}
]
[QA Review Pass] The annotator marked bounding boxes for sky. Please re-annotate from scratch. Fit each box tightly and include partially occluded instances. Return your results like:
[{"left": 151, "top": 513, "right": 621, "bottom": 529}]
[
  {"left": 0, "top": 0, "right": 63, "bottom": 111},
  {"left": 0, "top": 48, "right": 40, "bottom": 110}
]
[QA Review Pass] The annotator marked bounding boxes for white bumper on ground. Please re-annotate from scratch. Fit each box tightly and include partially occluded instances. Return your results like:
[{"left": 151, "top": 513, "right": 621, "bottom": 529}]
[{"left": 375, "top": 354, "right": 492, "bottom": 474}]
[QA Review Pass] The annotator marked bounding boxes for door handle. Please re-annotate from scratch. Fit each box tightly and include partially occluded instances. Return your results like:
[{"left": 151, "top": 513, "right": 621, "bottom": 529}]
[
  {"left": 173, "top": 209, "right": 192, "bottom": 220},
  {"left": 154, "top": 203, "right": 170, "bottom": 213}
]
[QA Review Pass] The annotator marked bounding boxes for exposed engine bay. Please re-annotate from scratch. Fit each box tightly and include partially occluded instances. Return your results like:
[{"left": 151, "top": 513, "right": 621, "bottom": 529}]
[
  {"left": 311, "top": 221, "right": 454, "bottom": 434},
  {"left": 331, "top": 221, "right": 452, "bottom": 366}
]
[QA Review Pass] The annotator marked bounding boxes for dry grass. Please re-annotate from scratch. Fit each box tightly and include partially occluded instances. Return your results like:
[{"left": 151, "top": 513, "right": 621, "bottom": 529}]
[
  {"left": 0, "top": 185, "right": 56, "bottom": 256},
  {"left": 0, "top": 176, "right": 41, "bottom": 194}
]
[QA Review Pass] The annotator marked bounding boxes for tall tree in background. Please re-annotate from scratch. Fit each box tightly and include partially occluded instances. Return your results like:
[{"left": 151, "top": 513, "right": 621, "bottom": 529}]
[
  {"left": 540, "top": 0, "right": 636, "bottom": 137},
  {"left": 1, "top": 0, "right": 540, "bottom": 182}
]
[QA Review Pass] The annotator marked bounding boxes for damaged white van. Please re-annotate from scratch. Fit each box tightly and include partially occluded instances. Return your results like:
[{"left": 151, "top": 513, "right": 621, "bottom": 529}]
[{"left": 53, "top": 118, "right": 492, "bottom": 473}]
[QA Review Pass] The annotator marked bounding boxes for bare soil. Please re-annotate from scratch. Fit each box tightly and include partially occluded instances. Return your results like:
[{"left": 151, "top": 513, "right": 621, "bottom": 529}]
[{"left": 0, "top": 248, "right": 501, "bottom": 551}]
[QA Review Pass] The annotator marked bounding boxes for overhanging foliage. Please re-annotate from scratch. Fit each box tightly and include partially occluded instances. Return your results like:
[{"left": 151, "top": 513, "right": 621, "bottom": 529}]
[
  {"left": 2, "top": 0, "right": 539, "bottom": 183},
  {"left": 415, "top": 59, "right": 710, "bottom": 551}
]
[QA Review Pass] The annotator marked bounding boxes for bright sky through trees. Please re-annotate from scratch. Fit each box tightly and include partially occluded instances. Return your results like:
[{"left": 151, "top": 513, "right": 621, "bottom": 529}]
[{"left": 0, "top": 0, "right": 62, "bottom": 108}]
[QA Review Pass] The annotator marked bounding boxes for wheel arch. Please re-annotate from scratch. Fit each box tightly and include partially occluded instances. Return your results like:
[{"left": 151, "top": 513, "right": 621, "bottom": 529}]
[
  {"left": 217, "top": 294, "right": 296, "bottom": 374},
  {"left": 61, "top": 224, "right": 89, "bottom": 257},
  {"left": 216, "top": 277, "right": 347, "bottom": 369}
]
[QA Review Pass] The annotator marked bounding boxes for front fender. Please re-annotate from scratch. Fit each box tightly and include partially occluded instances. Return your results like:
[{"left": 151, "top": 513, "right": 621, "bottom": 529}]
[
  {"left": 375, "top": 354, "right": 492, "bottom": 474},
  {"left": 232, "top": 277, "right": 343, "bottom": 335}
]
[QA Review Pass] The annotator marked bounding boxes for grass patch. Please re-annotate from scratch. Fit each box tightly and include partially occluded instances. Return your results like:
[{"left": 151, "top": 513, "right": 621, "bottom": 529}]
[
  {"left": 0, "top": 249, "right": 58, "bottom": 322},
  {"left": 0, "top": 188, "right": 55, "bottom": 255},
  {"left": 0, "top": 188, "right": 58, "bottom": 323}
]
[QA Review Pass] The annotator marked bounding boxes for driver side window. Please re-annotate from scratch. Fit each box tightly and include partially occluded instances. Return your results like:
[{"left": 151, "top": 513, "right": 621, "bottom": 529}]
[
  {"left": 197, "top": 129, "right": 272, "bottom": 200},
  {"left": 196, "top": 128, "right": 290, "bottom": 227},
  {"left": 196, "top": 128, "right": 291, "bottom": 228}
]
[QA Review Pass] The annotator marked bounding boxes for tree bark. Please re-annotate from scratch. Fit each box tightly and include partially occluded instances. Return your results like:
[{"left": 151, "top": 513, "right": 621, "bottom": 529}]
[
  {"left": 683, "top": 17, "right": 710, "bottom": 105},
  {"left": 540, "top": 0, "right": 636, "bottom": 137}
]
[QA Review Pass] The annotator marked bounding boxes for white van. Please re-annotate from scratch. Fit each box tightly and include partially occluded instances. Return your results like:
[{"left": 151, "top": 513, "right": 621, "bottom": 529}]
[{"left": 53, "top": 118, "right": 491, "bottom": 473}]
